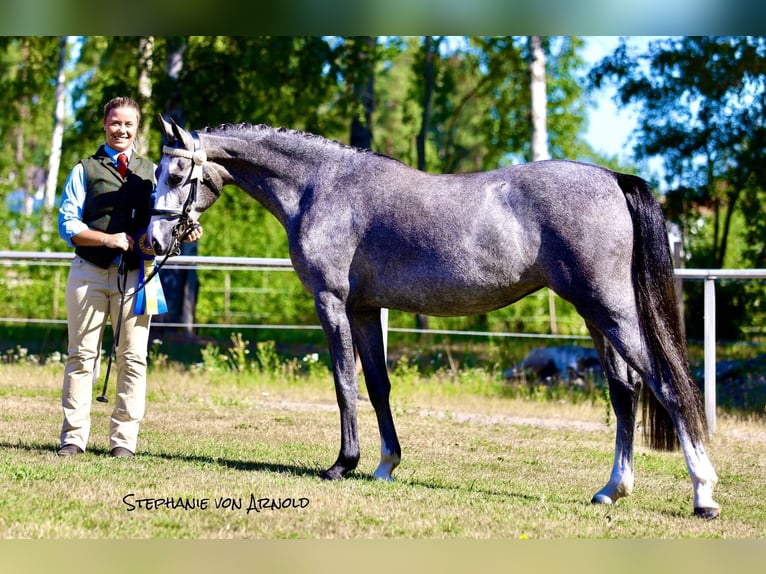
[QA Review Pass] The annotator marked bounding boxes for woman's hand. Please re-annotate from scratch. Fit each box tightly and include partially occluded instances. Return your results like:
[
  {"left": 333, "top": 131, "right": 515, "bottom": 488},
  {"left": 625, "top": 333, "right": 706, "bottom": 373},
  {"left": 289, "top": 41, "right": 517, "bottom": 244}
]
[
  {"left": 102, "top": 232, "right": 133, "bottom": 251},
  {"left": 184, "top": 224, "right": 204, "bottom": 243}
]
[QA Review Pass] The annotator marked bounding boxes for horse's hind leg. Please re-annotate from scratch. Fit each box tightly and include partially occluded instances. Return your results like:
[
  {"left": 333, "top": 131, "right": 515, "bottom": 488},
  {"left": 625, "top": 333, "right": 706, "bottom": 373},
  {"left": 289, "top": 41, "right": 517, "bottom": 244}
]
[
  {"left": 351, "top": 308, "right": 401, "bottom": 480},
  {"left": 587, "top": 323, "right": 641, "bottom": 505},
  {"left": 581, "top": 308, "right": 719, "bottom": 517}
]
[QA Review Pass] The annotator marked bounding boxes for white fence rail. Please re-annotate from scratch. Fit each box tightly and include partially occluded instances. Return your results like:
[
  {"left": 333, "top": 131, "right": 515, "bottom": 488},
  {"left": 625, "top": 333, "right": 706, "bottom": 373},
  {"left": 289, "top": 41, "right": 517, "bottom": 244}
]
[{"left": 2, "top": 250, "right": 765, "bottom": 433}]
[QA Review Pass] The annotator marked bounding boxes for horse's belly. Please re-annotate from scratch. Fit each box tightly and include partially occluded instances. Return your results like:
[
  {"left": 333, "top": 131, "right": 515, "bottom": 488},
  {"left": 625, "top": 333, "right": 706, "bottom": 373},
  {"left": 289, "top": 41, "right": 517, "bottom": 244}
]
[{"left": 361, "top": 272, "right": 542, "bottom": 317}]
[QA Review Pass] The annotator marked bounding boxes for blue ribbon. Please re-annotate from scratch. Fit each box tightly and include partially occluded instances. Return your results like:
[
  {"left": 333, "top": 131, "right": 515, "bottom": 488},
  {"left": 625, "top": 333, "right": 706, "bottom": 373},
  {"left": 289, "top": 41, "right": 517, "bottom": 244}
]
[{"left": 133, "top": 230, "right": 168, "bottom": 315}]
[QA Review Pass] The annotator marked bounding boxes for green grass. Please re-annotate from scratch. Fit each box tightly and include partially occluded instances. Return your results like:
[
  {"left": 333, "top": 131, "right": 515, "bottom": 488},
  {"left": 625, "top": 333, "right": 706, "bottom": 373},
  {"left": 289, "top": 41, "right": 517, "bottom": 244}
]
[{"left": 1, "top": 362, "right": 765, "bottom": 539}]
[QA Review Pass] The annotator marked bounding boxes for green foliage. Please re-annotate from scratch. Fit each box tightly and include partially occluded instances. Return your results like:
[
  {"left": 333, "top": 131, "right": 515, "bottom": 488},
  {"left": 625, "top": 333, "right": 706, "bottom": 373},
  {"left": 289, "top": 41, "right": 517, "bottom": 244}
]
[
  {"left": 373, "top": 37, "right": 422, "bottom": 164},
  {"left": 254, "top": 339, "right": 281, "bottom": 374},
  {"left": 197, "top": 332, "right": 254, "bottom": 373},
  {"left": 193, "top": 333, "right": 331, "bottom": 384},
  {"left": 0, "top": 37, "right": 61, "bottom": 218},
  {"left": 198, "top": 342, "right": 229, "bottom": 372},
  {"left": 683, "top": 208, "right": 765, "bottom": 340},
  {"left": 1, "top": 36, "right": 763, "bottom": 344},
  {"left": 147, "top": 338, "right": 169, "bottom": 370}
]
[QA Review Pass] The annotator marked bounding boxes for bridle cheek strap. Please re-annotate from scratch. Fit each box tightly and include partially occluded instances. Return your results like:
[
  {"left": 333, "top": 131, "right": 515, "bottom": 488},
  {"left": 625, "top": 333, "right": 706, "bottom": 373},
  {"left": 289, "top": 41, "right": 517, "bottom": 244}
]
[
  {"left": 159, "top": 132, "right": 204, "bottom": 214},
  {"left": 159, "top": 131, "right": 220, "bottom": 214}
]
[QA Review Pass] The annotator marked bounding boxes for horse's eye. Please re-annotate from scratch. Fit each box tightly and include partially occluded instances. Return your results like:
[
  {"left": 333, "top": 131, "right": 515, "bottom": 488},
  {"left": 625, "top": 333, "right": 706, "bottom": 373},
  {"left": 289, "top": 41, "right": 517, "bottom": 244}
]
[{"left": 168, "top": 174, "right": 184, "bottom": 187}]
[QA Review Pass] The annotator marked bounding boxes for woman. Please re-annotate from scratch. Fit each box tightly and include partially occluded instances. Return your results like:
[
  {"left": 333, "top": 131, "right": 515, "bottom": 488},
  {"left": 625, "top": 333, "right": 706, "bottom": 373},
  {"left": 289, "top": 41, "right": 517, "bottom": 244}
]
[{"left": 56, "top": 97, "right": 202, "bottom": 458}]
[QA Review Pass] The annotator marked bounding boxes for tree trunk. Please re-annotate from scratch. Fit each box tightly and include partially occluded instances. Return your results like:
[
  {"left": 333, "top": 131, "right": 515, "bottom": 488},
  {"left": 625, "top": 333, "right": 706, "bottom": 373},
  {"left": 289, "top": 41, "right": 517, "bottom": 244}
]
[
  {"left": 15, "top": 41, "right": 32, "bottom": 218},
  {"left": 416, "top": 36, "right": 436, "bottom": 172},
  {"left": 349, "top": 36, "right": 375, "bottom": 150},
  {"left": 136, "top": 36, "right": 154, "bottom": 156},
  {"left": 528, "top": 36, "right": 557, "bottom": 334},
  {"left": 529, "top": 36, "right": 549, "bottom": 162},
  {"left": 44, "top": 36, "right": 68, "bottom": 216}
]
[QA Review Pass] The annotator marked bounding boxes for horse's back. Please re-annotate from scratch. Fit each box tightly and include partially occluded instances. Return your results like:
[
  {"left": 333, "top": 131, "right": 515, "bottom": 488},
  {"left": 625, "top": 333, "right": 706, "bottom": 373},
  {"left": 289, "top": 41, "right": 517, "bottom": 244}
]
[
  {"left": 364, "top": 158, "right": 631, "bottom": 228},
  {"left": 502, "top": 160, "right": 629, "bottom": 215}
]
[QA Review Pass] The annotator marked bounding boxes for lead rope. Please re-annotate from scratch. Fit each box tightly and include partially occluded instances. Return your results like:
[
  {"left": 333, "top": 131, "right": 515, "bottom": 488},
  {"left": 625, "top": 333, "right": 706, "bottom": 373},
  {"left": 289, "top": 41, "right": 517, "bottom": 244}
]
[{"left": 96, "top": 256, "right": 129, "bottom": 403}]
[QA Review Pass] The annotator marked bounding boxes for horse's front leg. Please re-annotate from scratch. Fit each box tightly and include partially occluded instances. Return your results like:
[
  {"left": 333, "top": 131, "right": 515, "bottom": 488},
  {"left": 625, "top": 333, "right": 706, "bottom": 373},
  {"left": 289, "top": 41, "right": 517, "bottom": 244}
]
[
  {"left": 351, "top": 308, "right": 401, "bottom": 481},
  {"left": 315, "top": 291, "right": 360, "bottom": 480}
]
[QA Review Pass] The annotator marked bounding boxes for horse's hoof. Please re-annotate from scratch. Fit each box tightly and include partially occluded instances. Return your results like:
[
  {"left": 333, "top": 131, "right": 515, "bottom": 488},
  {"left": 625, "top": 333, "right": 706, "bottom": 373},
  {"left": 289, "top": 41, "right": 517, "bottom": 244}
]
[
  {"left": 320, "top": 470, "right": 344, "bottom": 481},
  {"left": 372, "top": 470, "right": 394, "bottom": 482},
  {"left": 591, "top": 494, "right": 614, "bottom": 505},
  {"left": 320, "top": 466, "right": 347, "bottom": 481},
  {"left": 693, "top": 506, "right": 719, "bottom": 519}
]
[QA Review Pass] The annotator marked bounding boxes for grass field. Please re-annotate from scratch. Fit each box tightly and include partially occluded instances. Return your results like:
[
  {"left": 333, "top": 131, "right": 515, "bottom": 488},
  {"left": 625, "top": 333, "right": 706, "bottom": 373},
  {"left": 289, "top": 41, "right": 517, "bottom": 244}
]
[{"left": 1, "top": 361, "right": 765, "bottom": 540}]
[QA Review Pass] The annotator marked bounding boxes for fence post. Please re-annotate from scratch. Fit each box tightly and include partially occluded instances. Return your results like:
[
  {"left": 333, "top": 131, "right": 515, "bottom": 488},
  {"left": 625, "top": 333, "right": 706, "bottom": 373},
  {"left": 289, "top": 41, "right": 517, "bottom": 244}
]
[
  {"left": 704, "top": 277, "right": 717, "bottom": 434},
  {"left": 224, "top": 272, "right": 231, "bottom": 324},
  {"left": 53, "top": 269, "right": 61, "bottom": 318},
  {"left": 673, "top": 241, "right": 685, "bottom": 339},
  {"left": 381, "top": 308, "right": 389, "bottom": 362}
]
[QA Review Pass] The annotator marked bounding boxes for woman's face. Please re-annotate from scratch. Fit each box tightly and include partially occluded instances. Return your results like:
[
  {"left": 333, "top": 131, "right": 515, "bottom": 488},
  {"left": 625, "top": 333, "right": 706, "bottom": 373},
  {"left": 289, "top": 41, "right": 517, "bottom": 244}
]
[{"left": 104, "top": 106, "right": 139, "bottom": 152}]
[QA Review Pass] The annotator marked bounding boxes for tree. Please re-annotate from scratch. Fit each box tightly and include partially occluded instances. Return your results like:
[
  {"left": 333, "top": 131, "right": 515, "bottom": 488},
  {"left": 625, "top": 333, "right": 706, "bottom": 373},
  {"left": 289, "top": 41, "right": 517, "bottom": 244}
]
[
  {"left": 527, "top": 36, "right": 561, "bottom": 334},
  {"left": 416, "top": 36, "right": 440, "bottom": 172},
  {"left": 0, "top": 37, "right": 60, "bottom": 247},
  {"left": 136, "top": 36, "right": 155, "bottom": 156},
  {"left": 44, "top": 37, "right": 69, "bottom": 215},
  {"left": 528, "top": 36, "right": 549, "bottom": 162},
  {"left": 152, "top": 36, "right": 200, "bottom": 335},
  {"left": 591, "top": 36, "right": 766, "bottom": 266},
  {"left": 348, "top": 36, "right": 376, "bottom": 149},
  {"left": 430, "top": 36, "right": 529, "bottom": 173}
]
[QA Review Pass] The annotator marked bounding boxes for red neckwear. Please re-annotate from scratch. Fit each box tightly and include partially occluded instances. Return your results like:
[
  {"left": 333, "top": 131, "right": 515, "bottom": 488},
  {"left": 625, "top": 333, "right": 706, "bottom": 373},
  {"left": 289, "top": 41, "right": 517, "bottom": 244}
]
[{"left": 117, "top": 153, "right": 128, "bottom": 178}]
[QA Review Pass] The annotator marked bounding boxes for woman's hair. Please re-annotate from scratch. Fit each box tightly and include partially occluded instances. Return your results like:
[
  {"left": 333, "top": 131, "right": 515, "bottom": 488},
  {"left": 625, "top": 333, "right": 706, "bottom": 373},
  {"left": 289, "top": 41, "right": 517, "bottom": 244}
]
[{"left": 103, "top": 97, "right": 141, "bottom": 124}]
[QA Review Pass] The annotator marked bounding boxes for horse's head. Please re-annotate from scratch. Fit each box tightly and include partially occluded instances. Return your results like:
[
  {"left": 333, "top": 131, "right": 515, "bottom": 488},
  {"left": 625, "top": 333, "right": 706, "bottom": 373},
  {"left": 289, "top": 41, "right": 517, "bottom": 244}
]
[{"left": 148, "top": 115, "right": 223, "bottom": 256}]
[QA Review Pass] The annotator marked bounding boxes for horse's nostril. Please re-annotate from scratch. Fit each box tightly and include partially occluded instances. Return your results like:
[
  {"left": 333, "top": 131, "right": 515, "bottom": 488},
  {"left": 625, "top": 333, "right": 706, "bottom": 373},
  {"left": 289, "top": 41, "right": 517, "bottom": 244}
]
[{"left": 152, "top": 238, "right": 163, "bottom": 255}]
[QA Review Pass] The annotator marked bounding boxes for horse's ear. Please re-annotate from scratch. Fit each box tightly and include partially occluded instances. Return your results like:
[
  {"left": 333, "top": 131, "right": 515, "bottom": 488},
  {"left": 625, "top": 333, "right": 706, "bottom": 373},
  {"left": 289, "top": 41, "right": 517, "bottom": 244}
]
[
  {"left": 158, "top": 115, "right": 175, "bottom": 142},
  {"left": 158, "top": 115, "right": 192, "bottom": 148}
]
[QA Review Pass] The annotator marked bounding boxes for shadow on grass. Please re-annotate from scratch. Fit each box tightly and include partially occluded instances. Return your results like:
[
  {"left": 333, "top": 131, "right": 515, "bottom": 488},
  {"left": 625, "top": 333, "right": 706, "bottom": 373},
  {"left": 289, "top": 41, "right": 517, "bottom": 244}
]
[
  {"left": 153, "top": 449, "right": 327, "bottom": 479},
  {"left": 155, "top": 450, "right": 557, "bottom": 505},
  {"left": 5, "top": 439, "right": 563, "bottom": 505}
]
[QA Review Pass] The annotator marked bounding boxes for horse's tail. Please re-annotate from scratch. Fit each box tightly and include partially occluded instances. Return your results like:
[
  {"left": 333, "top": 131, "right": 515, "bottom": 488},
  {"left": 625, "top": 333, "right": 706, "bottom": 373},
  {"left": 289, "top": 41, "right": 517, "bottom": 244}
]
[{"left": 617, "top": 172, "right": 707, "bottom": 451}]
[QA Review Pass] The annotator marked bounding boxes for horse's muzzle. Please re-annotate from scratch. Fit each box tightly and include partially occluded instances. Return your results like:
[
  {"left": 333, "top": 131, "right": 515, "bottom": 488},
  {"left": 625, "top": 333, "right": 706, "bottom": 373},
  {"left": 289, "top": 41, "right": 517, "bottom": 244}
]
[{"left": 147, "top": 218, "right": 176, "bottom": 256}]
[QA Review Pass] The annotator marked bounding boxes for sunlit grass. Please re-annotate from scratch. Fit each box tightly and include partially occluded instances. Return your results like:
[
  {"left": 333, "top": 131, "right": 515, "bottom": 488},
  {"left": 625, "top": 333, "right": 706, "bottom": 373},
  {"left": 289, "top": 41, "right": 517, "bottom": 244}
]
[{"left": 0, "top": 362, "right": 764, "bottom": 539}]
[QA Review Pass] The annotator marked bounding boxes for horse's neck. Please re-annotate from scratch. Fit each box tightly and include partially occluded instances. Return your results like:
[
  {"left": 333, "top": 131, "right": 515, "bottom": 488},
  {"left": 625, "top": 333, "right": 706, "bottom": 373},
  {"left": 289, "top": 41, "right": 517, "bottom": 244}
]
[{"left": 207, "top": 129, "right": 326, "bottom": 226}]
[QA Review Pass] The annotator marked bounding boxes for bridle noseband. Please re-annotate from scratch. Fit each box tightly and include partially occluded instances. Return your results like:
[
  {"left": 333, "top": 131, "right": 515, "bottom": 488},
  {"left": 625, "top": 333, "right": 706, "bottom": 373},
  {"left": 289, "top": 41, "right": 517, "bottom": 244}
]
[{"left": 153, "top": 131, "right": 220, "bottom": 254}]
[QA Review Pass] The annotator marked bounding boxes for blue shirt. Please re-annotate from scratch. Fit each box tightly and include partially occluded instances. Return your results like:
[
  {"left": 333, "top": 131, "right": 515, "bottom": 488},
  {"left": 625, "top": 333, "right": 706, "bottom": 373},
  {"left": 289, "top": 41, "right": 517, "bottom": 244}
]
[{"left": 58, "top": 145, "right": 133, "bottom": 247}]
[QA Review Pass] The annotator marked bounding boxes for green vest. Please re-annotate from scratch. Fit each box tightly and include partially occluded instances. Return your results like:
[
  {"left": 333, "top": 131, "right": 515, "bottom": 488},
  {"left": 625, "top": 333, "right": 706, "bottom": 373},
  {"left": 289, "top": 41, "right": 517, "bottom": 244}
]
[{"left": 75, "top": 146, "right": 155, "bottom": 269}]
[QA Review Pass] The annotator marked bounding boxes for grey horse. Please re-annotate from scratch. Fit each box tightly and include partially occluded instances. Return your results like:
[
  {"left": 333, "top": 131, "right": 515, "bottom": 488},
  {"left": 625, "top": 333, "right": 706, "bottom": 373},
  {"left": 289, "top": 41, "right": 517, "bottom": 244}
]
[{"left": 148, "top": 117, "right": 719, "bottom": 518}]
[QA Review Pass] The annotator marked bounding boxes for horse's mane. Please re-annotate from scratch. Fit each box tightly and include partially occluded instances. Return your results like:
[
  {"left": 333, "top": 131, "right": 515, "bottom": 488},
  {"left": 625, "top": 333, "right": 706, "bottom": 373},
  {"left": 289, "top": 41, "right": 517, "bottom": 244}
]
[{"left": 201, "top": 122, "right": 399, "bottom": 163}]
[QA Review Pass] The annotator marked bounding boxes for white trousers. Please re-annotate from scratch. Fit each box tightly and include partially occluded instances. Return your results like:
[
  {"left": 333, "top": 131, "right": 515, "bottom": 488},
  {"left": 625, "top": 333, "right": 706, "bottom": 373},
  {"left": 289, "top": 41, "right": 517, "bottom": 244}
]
[{"left": 60, "top": 256, "right": 151, "bottom": 453}]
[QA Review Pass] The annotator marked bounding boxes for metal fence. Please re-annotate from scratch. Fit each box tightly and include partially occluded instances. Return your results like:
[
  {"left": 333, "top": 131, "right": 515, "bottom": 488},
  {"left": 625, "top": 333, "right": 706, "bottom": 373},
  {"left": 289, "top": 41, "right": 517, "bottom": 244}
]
[{"left": 2, "top": 250, "right": 765, "bottom": 433}]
